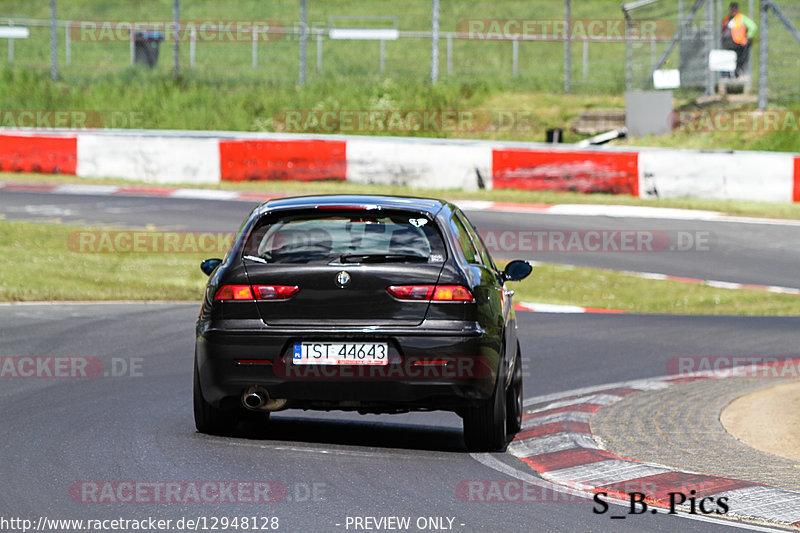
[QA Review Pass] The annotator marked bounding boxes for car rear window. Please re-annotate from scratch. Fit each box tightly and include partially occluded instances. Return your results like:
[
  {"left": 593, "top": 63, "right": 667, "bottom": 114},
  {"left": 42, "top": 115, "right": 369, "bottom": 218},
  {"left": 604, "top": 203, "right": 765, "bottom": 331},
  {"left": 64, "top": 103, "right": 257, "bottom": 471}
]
[{"left": 243, "top": 210, "right": 447, "bottom": 264}]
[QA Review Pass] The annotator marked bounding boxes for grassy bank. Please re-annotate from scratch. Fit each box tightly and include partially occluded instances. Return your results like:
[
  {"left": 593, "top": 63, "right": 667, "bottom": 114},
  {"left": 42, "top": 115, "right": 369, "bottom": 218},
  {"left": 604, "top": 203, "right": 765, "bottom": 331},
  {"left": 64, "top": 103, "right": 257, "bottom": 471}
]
[
  {"left": 2, "top": 64, "right": 798, "bottom": 152},
  {"left": 2, "top": 220, "right": 797, "bottom": 315}
]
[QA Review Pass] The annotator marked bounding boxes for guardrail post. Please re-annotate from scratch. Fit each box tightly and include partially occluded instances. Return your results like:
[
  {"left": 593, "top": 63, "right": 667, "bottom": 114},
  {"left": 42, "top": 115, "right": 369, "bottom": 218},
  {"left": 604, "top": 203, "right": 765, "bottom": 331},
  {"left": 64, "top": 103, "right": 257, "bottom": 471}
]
[
  {"left": 758, "top": 0, "right": 769, "bottom": 109},
  {"left": 65, "top": 22, "right": 71, "bottom": 66},
  {"left": 704, "top": 0, "right": 714, "bottom": 96},
  {"left": 50, "top": 0, "right": 58, "bottom": 80},
  {"left": 625, "top": 19, "right": 632, "bottom": 90},
  {"left": 446, "top": 34, "right": 452, "bottom": 75},
  {"left": 512, "top": 39, "right": 519, "bottom": 77},
  {"left": 251, "top": 28, "right": 257, "bottom": 69},
  {"left": 431, "top": 0, "right": 440, "bottom": 83},
  {"left": 564, "top": 0, "right": 571, "bottom": 92},
  {"left": 316, "top": 31, "right": 322, "bottom": 73},
  {"left": 190, "top": 25, "right": 196, "bottom": 70},
  {"left": 172, "top": 0, "right": 180, "bottom": 80},
  {"left": 299, "top": 0, "right": 307, "bottom": 85},
  {"left": 582, "top": 39, "right": 588, "bottom": 82}
]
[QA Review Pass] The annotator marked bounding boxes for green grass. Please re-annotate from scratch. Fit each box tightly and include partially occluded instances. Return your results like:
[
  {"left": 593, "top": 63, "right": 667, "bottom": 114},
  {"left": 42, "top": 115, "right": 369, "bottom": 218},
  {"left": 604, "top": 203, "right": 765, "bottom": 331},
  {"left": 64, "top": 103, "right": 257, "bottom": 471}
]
[
  {"left": 0, "top": 1, "right": 798, "bottom": 151},
  {"left": 2, "top": 220, "right": 798, "bottom": 315},
  {"left": 0, "top": 220, "right": 208, "bottom": 301},
  {"left": 508, "top": 262, "right": 800, "bottom": 315},
  {"left": 6, "top": 171, "right": 800, "bottom": 221}
]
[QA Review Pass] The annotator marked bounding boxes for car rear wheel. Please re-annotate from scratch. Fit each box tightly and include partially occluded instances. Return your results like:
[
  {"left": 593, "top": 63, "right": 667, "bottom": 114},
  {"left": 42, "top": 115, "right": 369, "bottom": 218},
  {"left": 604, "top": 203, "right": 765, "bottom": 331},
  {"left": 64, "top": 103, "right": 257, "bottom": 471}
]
[
  {"left": 193, "top": 360, "right": 235, "bottom": 436},
  {"left": 463, "top": 357, "right": 508, "bottom": 452},
  {"left": 506, "top": 344, "right": 523, "bottom": 435}
]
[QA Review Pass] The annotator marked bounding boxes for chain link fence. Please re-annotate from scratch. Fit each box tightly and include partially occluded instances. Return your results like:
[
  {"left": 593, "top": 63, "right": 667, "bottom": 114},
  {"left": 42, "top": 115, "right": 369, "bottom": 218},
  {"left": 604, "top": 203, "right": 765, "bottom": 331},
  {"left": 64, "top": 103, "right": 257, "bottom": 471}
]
[
  {"left": 0, "top": 1, "right": 631, "bottom": 93},
  {"left": 0, "top": 1, "right": 797, "bottom": 107},
  {"left": 623, "top": 0, "right": 756, "bottom": 95},
  {"left": 763, "top": 0, "right": 800, "bottom": 105}
]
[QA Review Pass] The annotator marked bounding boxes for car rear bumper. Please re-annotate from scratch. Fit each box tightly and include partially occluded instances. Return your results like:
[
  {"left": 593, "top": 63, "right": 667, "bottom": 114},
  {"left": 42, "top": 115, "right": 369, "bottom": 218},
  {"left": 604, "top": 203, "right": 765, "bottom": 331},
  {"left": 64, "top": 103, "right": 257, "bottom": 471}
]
[{"left": 195, "top": 319, "right": 501, "bottom": 413}]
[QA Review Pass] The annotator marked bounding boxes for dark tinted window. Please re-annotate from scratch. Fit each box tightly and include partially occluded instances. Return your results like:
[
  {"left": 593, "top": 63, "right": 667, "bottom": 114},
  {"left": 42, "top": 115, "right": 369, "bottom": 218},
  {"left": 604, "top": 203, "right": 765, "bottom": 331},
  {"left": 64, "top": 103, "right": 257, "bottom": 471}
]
[
  {"left": 456, "top": 210, "right": 496, "bottom": 270},
  {"left": 449, "top": 213, "right": 480, "bottom": 264},
  {"left": 243, "top": 210, "right": 446, "bottom": 264}
]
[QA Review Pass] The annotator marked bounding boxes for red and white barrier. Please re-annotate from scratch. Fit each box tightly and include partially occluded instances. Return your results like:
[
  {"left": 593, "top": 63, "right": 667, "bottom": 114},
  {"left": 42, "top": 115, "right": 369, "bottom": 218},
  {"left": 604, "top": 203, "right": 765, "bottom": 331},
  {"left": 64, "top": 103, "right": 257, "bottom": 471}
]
[
  {"left": 0, "top": 129, "right": 798, "bottom": 203},
  {"left": 219, "top": 138, "right": 346, "bottom": 182},
  {"left": 77, "top": 134, "right": 220, "bottom": 184},
  {"left": 346, "top": 138, "right": 492, "bottom": 191},
  {"left": 492, "top": 148, "right": 639, "bottom": 195},
  {"left": 638, "top": 149, "right": 796, "bottom": 203},
  {"left": 0, "top": 133, "right": 76, "bottom": 174}
]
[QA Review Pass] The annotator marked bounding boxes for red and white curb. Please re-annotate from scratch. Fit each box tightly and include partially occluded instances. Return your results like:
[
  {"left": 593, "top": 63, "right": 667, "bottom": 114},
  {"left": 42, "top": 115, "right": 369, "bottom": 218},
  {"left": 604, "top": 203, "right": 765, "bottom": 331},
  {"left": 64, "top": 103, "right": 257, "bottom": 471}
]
[
  {"left": 516, "top": 260, "right": 800, "bottom": 299},
  {"left": 0, "top": 182, "right": 283, "bottom": 203},
  {"left": 620, "top": 270, "right": 800, "bottom": 296},
  {"left": 4, "top": 181, "right": 800, "bottom": 226},
  {"left": 513, "top": 302, "right": 625, "bottom": 314},
  {"left": 503, "top": 364, "right": 800, "bottom": 529}
]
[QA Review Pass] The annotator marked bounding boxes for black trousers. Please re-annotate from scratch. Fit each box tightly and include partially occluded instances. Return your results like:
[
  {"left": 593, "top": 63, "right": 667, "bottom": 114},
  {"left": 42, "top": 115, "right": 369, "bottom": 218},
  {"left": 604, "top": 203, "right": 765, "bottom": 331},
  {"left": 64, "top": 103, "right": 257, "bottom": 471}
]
[{"left": 722, "top": 38, "right": 751, "bottom": 77}]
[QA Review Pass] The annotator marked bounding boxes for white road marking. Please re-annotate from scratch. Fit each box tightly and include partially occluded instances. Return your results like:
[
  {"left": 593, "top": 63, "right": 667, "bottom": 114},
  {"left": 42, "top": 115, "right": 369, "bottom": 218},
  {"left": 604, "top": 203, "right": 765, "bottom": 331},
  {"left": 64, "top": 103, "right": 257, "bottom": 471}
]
[
  {"left": 53, "top": 184, "right": 122, "bottom": 195},
  {"left": 712, "top": 486, "right": 800, "bottom": 525},
  {"left": 471, "top": 454, "right": 789, "bottom": 532},
  {"left": 529, "top": 393, "right": 623, "bottom": 411},
  {"left": 521, "top": 410, "right": 593, "bottom": 428},
  {"left": 544, "top": 460, "right": 670, "bottom": 488},
  {"left": 507, "top": 433, "right": 601, "bottom": 458}
]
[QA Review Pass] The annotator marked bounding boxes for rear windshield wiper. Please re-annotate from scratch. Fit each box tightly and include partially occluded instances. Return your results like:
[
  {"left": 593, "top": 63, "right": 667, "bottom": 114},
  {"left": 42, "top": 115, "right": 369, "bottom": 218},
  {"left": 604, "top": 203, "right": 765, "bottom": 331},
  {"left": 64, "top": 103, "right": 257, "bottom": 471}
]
[{"left": 340, "top": 253, "right": 429, "bottom": 263}]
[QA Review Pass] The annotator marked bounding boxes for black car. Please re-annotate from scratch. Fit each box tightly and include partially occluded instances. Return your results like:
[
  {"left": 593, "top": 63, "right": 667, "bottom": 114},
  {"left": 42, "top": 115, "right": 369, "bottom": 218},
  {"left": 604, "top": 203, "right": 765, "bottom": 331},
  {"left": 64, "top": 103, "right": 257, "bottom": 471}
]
[{"left": 194, "top": 194, "right": 532, "bottom": 451}]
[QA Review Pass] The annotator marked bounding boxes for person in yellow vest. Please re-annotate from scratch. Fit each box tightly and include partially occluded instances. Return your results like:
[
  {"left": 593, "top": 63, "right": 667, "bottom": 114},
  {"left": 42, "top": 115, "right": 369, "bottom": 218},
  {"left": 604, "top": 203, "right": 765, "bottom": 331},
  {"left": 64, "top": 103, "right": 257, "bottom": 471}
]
[{"left": 721, "top": 2, "right": 758, "bottom": 77}]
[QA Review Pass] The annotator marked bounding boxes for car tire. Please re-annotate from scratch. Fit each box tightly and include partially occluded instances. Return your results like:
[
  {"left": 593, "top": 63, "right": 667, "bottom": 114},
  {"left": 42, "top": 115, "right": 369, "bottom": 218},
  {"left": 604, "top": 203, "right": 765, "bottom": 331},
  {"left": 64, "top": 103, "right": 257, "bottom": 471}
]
[
  {"left": 506, "top": 344, "right": 523, "bottom": 435},
  {"left": 463, "top": 356, "right": 508, "bottom": 452},
  {"left": 193, "top": 359, "right": 235, "bottom": 436}
]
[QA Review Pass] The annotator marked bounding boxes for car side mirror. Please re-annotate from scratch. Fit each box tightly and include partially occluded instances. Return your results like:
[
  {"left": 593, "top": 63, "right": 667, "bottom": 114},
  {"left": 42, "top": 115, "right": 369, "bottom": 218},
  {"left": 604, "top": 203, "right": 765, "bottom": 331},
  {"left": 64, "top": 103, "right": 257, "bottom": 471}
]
[
  {"left": 200, "top": 258, "right": 223, "bottom": 276},
  {"left": 503, "top": 260, "right": 533, "bottom": 282}
]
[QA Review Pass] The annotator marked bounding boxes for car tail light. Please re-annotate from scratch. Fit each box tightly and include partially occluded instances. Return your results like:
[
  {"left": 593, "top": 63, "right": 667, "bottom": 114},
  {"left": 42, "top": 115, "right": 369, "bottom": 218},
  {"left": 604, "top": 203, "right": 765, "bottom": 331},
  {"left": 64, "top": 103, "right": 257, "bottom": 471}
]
[
  {"left": 387, "top": 285, "right": 474, "bottom": 302},
  {"left": 253, "top": 285, "right": 299, "bottom": 300},
  {"left": 432, "top": 285, "right": 474, "bottom": 302},
  {"left": 214, "top": 285, "right": 254, "bottom": 300},
  {"left": 214, "top": 285, "right": 299, "bottom": 301},
  {"left": 386, "top": 285, "right": 434, "bottom": 300}
]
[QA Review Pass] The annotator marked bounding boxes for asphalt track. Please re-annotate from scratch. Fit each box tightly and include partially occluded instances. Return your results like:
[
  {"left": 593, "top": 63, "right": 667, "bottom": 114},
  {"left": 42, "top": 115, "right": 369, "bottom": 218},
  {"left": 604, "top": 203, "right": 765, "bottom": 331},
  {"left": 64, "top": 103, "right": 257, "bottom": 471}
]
[
  {"left": 1, "top": 189, "right": 799, "bottom": 532},
  {"left": 1, "top": 189, "right": 800, "bottom": 288}
]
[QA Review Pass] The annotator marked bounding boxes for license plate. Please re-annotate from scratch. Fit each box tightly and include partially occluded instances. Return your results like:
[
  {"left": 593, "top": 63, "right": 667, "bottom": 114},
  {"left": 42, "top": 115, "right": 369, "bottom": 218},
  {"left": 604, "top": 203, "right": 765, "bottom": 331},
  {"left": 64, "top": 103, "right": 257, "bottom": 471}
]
[{"left": 293, "top": 342, "right": 388, "bottom": 365}]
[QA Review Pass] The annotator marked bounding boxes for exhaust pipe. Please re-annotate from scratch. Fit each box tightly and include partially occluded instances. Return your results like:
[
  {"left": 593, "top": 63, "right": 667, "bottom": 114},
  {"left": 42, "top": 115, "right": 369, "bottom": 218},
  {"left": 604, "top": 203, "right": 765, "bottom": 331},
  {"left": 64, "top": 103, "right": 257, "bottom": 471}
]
[
  {"left": 244, "top": 391, "right": 266, "bottom": 409},
  {"left": 241, "top": 386, "right": 288, "bottom": 412}
]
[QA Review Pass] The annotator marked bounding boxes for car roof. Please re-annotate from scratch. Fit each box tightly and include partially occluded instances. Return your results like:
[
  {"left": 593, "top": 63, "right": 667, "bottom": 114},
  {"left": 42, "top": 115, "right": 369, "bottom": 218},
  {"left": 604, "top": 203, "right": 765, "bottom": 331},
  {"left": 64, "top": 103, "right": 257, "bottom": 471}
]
[{"left": 259, "top": 194, "right": 448, "bottom": 216}]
